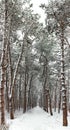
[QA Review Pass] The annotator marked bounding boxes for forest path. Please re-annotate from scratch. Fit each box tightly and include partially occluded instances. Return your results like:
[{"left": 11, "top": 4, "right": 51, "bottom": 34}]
[{"left": 8, "top": 106, "right": 70, "bottom": 130}]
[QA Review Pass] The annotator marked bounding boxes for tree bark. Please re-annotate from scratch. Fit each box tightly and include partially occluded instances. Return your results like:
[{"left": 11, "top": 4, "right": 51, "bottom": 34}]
[
  {"left": 43, "top": 59, "right": 49, "bottom": 112},
  {"left": 46, "top": 94, "right": 48, "bottom": 112},
  {"left": 60, "top": 20, "right": 68, "bottom": 126},
  {"left": 28, "top": 75, "right": 33, "bottom": 109},
  {"left": 49, "top": 92, "right": 53, "bottom": 116},
  {"left": 19, "top": 74, "right": 22, "bottom": 110},
  {"left": 58, "top": 84, "right": 62, "bottom": 113},
  {"left": 0, "top": 0, "right": 9, "bottom": 124},
  {"left": 23, "top": 70, "right": 27, "bottom": 113},
  {"left": 54, "top": 81, "right": 57, "bottom": 112}
]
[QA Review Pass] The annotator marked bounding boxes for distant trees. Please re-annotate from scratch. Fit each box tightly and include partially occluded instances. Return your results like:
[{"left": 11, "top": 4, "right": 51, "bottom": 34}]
[{"left": 35, "top": 27, "right": 55, "bottom": 115}]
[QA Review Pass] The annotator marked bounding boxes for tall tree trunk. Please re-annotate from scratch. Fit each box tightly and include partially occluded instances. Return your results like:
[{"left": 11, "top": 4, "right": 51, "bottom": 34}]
[
  {"left": 58, "top": 79, "right": 62, "bottom": 113},
  {"left": 23, "top": 70, "right": 27, "bottom": 113},
  {"left": 49, "top": 92, "right": 53, "bottom": 116},
  {"left": 54, "top": 81, "right": 57, "bottom": 112},
  {"left": 6, "top": 71, "right": 9, "bottom": 112},
  {"left": 28, "top": 75, "right": 33, "bottom": 109},
  {"left": 67, "top": 62, "right": 70, "bottom": 113},
  {"left": 19, "top": 74, "right": 22, "bottom": 110},
  {"left": 43, "top": 59, "right": 49, "bottom": 112},
  {"left": 45, "top": 89, "right": 49, "bottom": 112},
  {"left": 7, "top": 42, "right": 14, "bottom": 119},
  {"left": 43, "top": 79, "right": 46, "bottom": 111},
  {"left": 0, "top": 0, "right": 9, "bottom": 124},
  {"left": 60, "top": 20, "right": 68, "bottom": 126}
]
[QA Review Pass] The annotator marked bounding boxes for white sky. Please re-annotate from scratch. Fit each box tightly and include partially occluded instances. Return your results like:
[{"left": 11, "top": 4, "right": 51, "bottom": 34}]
[{"left": 31, "top": 0, "right": 49, "bottom": 25}]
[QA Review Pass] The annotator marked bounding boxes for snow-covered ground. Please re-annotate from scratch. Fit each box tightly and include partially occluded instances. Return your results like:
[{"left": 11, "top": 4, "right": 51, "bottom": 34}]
[{"left": 7, "top": 106, "right": 70, "bottom": 130}]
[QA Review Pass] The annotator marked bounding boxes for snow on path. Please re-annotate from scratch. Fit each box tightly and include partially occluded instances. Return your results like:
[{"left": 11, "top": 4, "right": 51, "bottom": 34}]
[{"left": 8, "top": 106, "right": 70, "bottom": 130}]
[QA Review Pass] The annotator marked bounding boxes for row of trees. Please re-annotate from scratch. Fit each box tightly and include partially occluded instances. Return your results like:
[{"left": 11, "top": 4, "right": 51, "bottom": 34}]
[
  {"left": 0, "top": 0, "right": 70, "bottom": 127},
  {"left": 40, "top": 0, "right": 70, "bottom": 126}
]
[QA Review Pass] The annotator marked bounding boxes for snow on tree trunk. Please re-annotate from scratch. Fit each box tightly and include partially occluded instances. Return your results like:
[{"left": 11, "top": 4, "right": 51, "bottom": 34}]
[
  {"left": 60, "top": 20, "right": 68, "bottom": 126},
  {"left": 0, "top": 0, "right": 9, "bottom": 125}
]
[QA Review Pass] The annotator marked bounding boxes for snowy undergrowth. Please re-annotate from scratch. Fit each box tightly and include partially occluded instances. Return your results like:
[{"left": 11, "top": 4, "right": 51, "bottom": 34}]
[{"left": 7, "top": 106, "right": 70, "bottom": 130}]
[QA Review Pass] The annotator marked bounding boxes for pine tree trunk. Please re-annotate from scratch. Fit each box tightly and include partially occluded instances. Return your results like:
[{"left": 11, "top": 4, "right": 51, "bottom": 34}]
[
  {"left": 46, "top": 90, "right": 49, "bottom": 112},
  {"left": 54, "top": 87, "right": 57, "bottom": 112},
  {"left": 60, "top": 21, "right": 68, "bottom": 126},
  {"left": 67, "top": 65, "right": 70, "bottom": 113},
  {"left": 23, "top": 71, "right": 27, "bottom": 113},
  {"left": 0, "top": 87, "right": 5, "bottom": 124},
  {"left": 6, "top": 71, "right": 9, "bottom": 112},
  {"left": 49, "top": 93, "right": 53, "bottom": 116},
  {"left": 58, "top": 81, "right": 62, "bottom": 113},
  {"left": 19, "top": 74, "right": 22, "bottom": 110},
  {"left": 54, "top": 81, "right": 57, "bottom": 112},
  {"left": 0, "top": 0, "right": 9, "bottom": 125},
  {"left": 28, "top": 75, "right": 33, "bottom": 109},
  {"left": 42, "top": 58, "right": 49, "bottom": 112},
  {"left": 46, "top": 94, "right": 48, "bottom": 112},
  {"left": 10, "top": 89, "right": 14, "bottom": 119}
]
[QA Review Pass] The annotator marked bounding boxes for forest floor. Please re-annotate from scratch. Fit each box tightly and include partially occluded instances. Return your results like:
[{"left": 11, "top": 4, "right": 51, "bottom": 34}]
[{"left": 6, "top": 106, "right": 70, "bottom": 130}]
